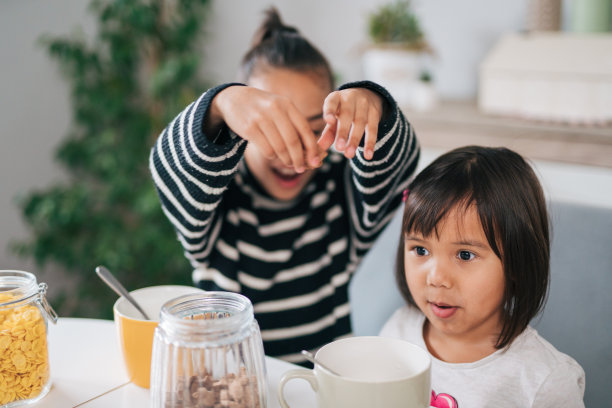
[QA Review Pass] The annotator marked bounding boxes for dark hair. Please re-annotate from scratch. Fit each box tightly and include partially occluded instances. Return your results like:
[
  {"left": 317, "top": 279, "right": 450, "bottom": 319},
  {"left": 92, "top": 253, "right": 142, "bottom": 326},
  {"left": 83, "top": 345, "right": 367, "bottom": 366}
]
[
  {"left": 238, "top": 7, "right": 334, "bottom": 88},
  {"left": 395, "top": 146, "right": 550, "bottom": 349}
]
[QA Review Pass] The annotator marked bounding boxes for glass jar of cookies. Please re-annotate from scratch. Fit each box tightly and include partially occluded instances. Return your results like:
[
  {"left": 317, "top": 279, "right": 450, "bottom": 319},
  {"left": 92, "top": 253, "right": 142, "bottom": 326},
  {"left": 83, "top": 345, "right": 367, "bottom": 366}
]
[
  {"left": 0, "top": 270, "right": 57, "bottom": 407},
  {"left": 150, "top": 291, "right": 267, "bottom": 408}
]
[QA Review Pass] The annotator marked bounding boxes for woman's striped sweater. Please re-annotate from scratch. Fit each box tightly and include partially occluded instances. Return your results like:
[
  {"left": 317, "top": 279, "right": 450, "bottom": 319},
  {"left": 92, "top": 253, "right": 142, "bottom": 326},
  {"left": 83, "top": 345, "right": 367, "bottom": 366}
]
[{"left": 149, "top": 81, "right": 420, "bottom": 364}]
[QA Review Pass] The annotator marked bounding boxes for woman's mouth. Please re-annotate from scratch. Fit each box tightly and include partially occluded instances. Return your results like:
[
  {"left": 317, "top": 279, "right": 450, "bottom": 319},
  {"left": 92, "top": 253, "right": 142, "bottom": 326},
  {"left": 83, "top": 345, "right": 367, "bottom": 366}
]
[
  {"left": 429, "top": 301, "right": 458, "bottom": 319},
  {"left": 271, "top": 166, "right": 303, "bottom": 188}
]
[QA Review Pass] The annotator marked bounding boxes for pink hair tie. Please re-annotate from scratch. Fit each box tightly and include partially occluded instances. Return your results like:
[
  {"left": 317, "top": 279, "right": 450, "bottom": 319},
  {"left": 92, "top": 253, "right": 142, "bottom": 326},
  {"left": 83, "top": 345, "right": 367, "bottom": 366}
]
[{"left": 402, "top": 188, "right": 409, "bottom": 202}]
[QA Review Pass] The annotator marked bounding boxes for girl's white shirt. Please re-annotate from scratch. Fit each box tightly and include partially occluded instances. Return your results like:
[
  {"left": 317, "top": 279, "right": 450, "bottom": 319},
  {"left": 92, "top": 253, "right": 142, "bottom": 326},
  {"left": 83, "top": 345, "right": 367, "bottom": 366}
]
[{"left": 380, "top": 305, "right": 585, "bottom": 408}]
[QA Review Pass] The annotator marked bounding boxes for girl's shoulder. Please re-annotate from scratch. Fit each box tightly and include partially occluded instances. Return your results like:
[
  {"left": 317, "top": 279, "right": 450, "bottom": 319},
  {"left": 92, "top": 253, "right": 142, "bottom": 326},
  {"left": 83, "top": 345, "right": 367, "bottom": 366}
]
[
  {"left": 505, "top": 327, "right": 586, "bottom": 406},
  {"left": 509, "top": 326, "right": 583, "bottom": 372}
]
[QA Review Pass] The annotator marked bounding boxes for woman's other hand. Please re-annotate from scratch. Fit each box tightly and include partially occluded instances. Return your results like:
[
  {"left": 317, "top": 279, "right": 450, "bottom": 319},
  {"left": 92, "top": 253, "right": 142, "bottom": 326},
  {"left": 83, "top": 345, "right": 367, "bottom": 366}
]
[{"left": 318, "top": 88, "right": 384, "bottom": 161}]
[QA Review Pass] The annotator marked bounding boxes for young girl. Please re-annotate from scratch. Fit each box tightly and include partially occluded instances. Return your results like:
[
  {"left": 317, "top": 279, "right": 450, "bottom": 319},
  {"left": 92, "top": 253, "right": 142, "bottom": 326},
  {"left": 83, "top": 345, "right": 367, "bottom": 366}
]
[
  {"left": 381, "top": 146, "right": 585, "bottom": 407},
  {"left": 149, "top": 8, "right": 419, "bottom": 365}
]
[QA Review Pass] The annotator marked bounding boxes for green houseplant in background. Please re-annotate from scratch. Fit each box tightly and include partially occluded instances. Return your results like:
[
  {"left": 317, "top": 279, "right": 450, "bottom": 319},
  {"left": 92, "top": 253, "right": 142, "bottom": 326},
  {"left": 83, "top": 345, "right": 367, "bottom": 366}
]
[
  {"left": 12, "top": 0, "right": 211, "bottom": 318},
  {"left": 362, "top": 0, "right": 436, "bottom": 111},
  {"left": 367, "top": 0, "right": 429, "bottom": 50}
]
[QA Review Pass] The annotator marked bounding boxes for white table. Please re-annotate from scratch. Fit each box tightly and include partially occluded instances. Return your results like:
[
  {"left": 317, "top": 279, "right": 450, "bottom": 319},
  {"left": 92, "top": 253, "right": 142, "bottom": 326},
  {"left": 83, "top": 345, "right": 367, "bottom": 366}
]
[{"left": 33, "top": 318, "right": 314, "bottom": 407}]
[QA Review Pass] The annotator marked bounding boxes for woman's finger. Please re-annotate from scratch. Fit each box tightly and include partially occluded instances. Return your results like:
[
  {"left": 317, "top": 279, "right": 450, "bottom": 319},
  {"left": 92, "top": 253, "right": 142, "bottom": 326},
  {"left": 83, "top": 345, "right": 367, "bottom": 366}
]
[
  {"left": 323, "top": 91, "right": 340, "bottom": 128},
  {"left": 363, "top": 107, "right": 379, "bottom": 160},
  {"left": 275, "top": 113, "right": 308, "bottom": 172},
  {"left": 254, "top": 134, "right": 277, "bottom": 160},
  {"left": 334, "top": 95, "right": 355, "bottom": 152},
  {"left": 344, "top": 96, "right": 369, "bottom": 159},
  {"left": 288, "top": 106, "right": 320, "bottom": 169},
  {"left": 258, "top": 118, "right": 293, "bottom": 167},
  {"left": 317, "top": 122, "right": 336, "bottom": 153}
]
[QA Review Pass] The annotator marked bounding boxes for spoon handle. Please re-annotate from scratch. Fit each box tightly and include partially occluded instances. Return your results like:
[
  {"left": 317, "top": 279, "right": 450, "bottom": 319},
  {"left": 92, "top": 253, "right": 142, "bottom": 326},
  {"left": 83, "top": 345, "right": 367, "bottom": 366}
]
[
  {"left": 301, "top": 350, "right": 341, "bottom": 376},
  {"left": 95, "top": 265, "right": 151, "bottom": 320}
]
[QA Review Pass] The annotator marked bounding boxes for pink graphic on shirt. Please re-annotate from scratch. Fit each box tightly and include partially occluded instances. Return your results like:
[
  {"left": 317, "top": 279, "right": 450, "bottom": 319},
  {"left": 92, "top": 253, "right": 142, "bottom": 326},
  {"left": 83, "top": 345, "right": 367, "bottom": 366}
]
[{"left": 430, "top": 390, "right": 459, "bottom": 408}]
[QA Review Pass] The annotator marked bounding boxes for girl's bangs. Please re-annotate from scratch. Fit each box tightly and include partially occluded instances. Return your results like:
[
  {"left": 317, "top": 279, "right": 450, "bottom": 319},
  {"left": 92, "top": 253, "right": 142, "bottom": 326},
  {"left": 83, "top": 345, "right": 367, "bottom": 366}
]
[{"left": 402, "top": 185, "right": 475, "bottom": 240}]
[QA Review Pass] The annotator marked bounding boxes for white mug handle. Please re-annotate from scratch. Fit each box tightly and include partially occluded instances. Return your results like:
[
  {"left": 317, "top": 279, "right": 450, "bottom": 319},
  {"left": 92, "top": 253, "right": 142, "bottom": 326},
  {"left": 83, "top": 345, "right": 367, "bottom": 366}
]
[{"left": 277, "top": 369, "right": 318, "bottom": 408}]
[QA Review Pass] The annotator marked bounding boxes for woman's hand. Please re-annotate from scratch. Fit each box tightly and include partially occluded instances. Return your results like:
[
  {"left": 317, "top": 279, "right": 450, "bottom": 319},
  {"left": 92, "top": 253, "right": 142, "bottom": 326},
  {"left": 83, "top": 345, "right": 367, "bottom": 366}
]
[
  {"left": 208, "top": 86, "right": 323, "bottom": 173},
  {"left": 318, "top": 88, "right": 384, "bottom": 160}
]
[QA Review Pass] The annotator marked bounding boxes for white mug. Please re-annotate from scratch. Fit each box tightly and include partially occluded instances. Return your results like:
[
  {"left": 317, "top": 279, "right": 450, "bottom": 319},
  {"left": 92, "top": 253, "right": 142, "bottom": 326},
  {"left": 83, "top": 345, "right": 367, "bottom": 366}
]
[{"left": 278, "top": 336, "right": 431, "bottom": 408}]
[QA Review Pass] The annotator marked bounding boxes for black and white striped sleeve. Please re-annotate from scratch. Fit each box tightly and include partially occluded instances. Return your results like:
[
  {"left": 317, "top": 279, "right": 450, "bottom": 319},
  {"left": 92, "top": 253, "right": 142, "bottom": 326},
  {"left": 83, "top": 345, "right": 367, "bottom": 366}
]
[
  {"left": 149, "top": 84, "right": 247, "bottom": 261},
  {"left": 339, "top": 81, "right": 420, "bottom": 253}
]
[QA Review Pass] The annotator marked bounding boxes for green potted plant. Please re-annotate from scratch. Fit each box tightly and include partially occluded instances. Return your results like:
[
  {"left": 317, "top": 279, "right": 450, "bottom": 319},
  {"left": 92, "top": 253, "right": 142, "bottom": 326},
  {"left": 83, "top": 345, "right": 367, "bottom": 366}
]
[
  {"left": 12, "top": 0, "right": 211, "bottom": 318},
  {"left": 367, "top": 0, "right": 429, "bottom": 51},
  {"left": 362, "top": 0, "right": 436, "bottom": 111}
]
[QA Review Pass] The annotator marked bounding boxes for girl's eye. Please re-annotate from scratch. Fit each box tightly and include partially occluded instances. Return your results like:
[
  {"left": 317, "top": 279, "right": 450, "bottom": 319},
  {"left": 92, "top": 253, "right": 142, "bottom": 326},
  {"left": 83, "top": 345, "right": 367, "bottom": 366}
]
[
  {"left": 458, "top": 250, "right": 475, "bottom": 261},
  {"left": 415, "top": 246, "right": 429, "bottom": 256}
]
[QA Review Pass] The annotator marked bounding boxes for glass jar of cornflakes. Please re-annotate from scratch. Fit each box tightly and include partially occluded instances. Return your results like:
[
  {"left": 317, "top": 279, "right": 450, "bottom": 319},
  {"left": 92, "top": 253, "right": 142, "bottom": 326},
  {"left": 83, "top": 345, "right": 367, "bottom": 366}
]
[{"left": 0, "top": 270, "right": 57, "bottom": 407}]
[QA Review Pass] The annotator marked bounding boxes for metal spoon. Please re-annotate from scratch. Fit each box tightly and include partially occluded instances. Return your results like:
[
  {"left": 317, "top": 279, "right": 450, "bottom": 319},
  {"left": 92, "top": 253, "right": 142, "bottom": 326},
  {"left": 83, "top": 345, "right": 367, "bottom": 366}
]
[
  {"left": 301, "top": 350, "right": 341, "bottom": 376},
  {"left": 95, "top": 265, "right": 151, "bottom": 320}
]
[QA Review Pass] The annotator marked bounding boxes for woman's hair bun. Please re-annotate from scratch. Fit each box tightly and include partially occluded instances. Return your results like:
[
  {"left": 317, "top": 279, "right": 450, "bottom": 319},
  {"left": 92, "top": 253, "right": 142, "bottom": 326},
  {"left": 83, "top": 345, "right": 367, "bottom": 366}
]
[
  {"left": 251, "top": 7, "right": 299, "bottom": 47},
  {"left": 239, "top": 6, "right": 333, "bottom": 87}
]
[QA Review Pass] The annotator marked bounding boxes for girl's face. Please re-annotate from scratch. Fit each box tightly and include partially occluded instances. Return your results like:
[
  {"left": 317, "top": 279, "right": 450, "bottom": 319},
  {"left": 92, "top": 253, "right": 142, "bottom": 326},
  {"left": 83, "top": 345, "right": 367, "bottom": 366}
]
[
  {"left": 245, "top": 67, "right": 330, "bottom": 201},
  {"left": 404, "top": 205, "right": 505, "bottom": 349}
]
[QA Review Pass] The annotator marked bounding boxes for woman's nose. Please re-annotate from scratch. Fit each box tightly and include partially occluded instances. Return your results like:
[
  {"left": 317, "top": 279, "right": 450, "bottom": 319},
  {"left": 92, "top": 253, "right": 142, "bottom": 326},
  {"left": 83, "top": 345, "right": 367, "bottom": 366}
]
[{"left": 426, "top": 259, "right": 452, "bottom": 288}]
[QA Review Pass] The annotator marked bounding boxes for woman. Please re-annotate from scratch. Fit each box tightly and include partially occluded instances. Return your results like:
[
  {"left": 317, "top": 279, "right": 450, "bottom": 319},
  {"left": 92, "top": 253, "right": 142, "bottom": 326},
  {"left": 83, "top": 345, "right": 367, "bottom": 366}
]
[{"left": 149, "top": 7, "right": 420, "bottom": 364}]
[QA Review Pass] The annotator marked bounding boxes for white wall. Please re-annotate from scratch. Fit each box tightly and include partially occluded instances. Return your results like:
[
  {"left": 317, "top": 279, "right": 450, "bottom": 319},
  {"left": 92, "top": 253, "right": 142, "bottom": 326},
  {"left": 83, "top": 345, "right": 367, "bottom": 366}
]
[
  {"left": 0, "top": 0, "right": 604, "bottom": 275},
  {"left": 201, "top": 0, "right": 530, "bottom": 98}
]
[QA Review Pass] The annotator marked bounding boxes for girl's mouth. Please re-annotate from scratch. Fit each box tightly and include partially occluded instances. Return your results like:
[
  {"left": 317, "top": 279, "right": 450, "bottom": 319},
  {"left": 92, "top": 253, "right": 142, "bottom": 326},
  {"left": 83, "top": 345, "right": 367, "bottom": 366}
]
[{"left": 429, "top": 302, "right": 458, "bottom": 319}]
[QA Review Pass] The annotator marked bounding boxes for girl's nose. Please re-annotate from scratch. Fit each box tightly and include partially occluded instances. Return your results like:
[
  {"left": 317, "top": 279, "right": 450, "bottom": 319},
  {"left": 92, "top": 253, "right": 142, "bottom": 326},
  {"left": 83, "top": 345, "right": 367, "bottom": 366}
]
[{"left": 426, "top": 259, "right": 452, "bottom": 288}]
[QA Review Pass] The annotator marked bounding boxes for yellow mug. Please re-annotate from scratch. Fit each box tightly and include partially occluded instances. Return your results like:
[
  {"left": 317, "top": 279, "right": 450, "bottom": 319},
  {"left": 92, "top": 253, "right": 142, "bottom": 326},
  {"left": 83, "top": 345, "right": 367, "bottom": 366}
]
[{"left": 113, "top": 285, "right": 204, "bottom": 388}]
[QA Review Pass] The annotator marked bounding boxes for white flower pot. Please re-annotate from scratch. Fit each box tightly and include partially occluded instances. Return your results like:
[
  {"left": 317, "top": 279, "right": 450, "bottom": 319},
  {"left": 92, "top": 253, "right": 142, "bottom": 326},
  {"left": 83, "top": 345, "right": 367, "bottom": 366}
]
[{"left": 362, "top": 47, "right": 436, "bottom": 111}]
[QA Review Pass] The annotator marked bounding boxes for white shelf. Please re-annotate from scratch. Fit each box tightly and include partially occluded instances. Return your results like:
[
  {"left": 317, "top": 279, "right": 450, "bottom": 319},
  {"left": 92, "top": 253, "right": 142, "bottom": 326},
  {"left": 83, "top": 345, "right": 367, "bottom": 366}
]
[{"left": 405, "top": 99, "right": 612, "bottom": 169}]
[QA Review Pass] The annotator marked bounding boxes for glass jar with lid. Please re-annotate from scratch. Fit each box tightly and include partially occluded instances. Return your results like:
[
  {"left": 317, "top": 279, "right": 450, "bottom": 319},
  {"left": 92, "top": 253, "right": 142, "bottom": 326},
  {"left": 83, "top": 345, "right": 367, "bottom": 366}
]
[
  {"left": 150, "top": 291, "right": 267, "bottom": 408},
  {"left": 0, "top": 270, "right": 58, "bottom": 407}
]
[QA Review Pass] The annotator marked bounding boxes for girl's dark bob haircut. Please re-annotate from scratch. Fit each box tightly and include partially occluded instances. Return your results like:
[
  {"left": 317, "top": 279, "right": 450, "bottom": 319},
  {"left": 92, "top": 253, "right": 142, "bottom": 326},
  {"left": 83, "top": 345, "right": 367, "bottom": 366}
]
[{"left": 395, "top": 146, "right": 550, "bottom": 349}]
